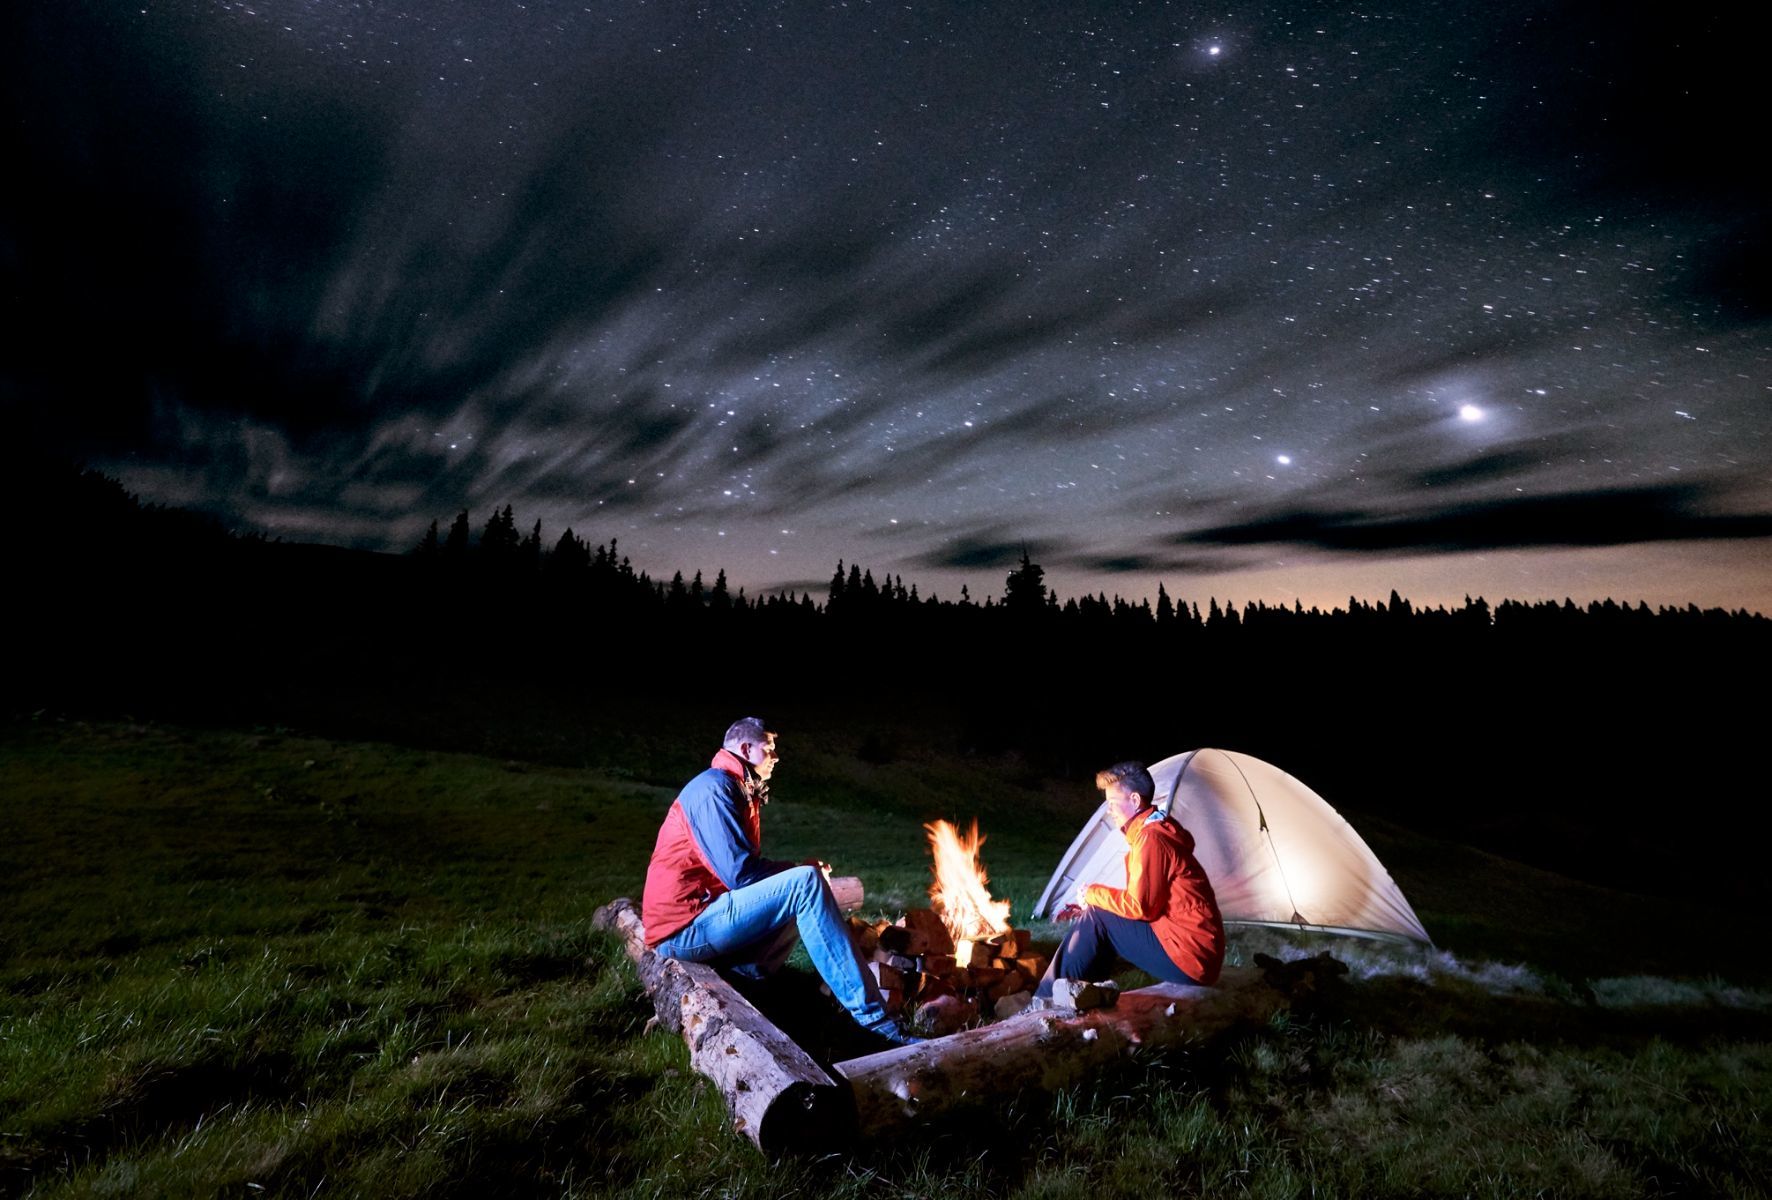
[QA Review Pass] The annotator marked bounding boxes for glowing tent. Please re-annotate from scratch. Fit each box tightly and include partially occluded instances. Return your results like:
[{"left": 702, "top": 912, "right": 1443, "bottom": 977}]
[{"left": 1033, "top": 749, "right": 1431, "bottom": 945}]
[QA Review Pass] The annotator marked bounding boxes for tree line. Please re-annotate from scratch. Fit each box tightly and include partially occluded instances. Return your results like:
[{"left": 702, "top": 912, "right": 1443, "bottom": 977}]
[{"left": 409, "top": 502, "right": 1768, "bottom": 638}]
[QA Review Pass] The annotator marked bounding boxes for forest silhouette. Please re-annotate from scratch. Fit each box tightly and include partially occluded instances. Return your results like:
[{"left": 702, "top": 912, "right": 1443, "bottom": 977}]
[{"left": 13, "top": 455, "right": 1770, "bottom": 908}]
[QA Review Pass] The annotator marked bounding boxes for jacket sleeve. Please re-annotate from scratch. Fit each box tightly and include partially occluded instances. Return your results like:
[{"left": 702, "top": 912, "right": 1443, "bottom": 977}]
[
  {"left": 678, "top": 772, "right": 789, "bottom": 890},
  {"left": 1084, "top": 831, "right": 1171, "bottom": 922}
]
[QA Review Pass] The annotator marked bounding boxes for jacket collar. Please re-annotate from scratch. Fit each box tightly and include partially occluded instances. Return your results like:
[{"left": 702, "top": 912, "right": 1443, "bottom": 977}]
[
  {"left": 710, "top": 748, "right": 763, "bottom": 800},
  {"left": 1119, "top": 802, "right": 1158, "bottom": 835}
]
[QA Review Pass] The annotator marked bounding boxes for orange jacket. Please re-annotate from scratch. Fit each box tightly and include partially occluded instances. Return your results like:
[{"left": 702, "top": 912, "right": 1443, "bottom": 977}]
[{"left": 1084, "top": 806, "right": 1225, "bottom": 985}]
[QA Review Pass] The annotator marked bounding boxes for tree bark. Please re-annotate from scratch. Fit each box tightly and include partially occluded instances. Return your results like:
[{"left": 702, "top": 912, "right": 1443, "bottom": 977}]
[
  {"left": 831, "top": 967, "right": 1282, "bottom": 1135},
  {"left": 592, "top": 898, "right": 852, "bottom": 1155}
]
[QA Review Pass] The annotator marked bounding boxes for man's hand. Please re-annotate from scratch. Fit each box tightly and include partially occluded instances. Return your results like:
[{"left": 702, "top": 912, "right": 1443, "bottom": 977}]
[
  {"left": 802, "top": 858, "right": 832, "bottom": 874},
  {"left": 1054, "top": 903, "right": 1085, "bottom": 922}
]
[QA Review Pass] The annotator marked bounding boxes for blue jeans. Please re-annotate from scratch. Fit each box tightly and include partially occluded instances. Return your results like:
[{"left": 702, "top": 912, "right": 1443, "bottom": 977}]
[
  {"left": 1036, "top": 907, "right": 1202, "bottom": 998},
  {"left": 652, "top": 865, "right": 889, "bottom": 1028}
]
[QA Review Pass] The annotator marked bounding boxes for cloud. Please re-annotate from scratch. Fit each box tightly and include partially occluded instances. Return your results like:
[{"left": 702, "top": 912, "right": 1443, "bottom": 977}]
[
  {"left": 1171, "top": 483, "right": 1772, "bottom": 555},
  {"left": 1060, "top": 551, "right": 1246, "bottom": 575},
  {"left": 910, "top": 527, "right": 1072, "bottom": 571}
]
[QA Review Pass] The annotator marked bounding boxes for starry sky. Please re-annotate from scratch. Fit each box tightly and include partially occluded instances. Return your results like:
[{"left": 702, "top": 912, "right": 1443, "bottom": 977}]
[{"left": 7, "top": 1, "right": 1769, "bottom": 611}]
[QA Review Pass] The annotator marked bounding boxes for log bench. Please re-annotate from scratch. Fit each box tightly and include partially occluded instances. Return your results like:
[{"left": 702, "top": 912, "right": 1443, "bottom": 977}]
[{"left": 592, "top": 897, "right": 1288, "bottom": 1155}]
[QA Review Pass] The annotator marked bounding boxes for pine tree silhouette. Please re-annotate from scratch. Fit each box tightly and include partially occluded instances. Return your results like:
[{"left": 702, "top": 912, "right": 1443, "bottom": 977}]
[
  {"left": 1003, "top": 551, "right": 1047, "bottom": 614},
  {"left": 444, "top": 510, "right": 471, "bottom": 559},
  {"left": 480, "top": 505, "right": 520, "bottom": 563}
]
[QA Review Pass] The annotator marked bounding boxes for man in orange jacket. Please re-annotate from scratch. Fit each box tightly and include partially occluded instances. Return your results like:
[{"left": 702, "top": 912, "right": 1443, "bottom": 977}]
[{"left": 1036, "top": 760, "right": 1225, "bottom": 997}]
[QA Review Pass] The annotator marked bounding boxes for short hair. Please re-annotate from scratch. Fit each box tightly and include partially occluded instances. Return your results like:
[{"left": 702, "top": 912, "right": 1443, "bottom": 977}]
[
  {"left": 723, "top": 717, "right": 770, "bottom": 753},
  {"left": 1095, "top": 761, "right": 1154, "bottom": 802}
]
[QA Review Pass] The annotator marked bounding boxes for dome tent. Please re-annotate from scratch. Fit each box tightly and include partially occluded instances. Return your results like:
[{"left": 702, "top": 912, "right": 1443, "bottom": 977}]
[{"left": 1033, "top": 749, "right": 1432, "bottom": 945}]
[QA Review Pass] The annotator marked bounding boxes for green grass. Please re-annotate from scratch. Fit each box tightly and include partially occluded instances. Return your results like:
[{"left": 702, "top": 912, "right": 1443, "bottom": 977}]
[{"left": 3, "top": 715, "right": 1770, "bottom": 1198}]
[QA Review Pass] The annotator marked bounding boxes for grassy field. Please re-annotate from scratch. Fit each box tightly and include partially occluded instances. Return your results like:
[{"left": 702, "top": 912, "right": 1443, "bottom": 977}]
[{"left": 3, "top": 714, "right": 1769, "bottom": 1198}]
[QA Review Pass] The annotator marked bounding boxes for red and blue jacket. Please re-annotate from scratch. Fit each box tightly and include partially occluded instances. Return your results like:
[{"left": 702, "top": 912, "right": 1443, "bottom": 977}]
[{"left": 641, "top": 749, "right": 793, "bottom": 947}]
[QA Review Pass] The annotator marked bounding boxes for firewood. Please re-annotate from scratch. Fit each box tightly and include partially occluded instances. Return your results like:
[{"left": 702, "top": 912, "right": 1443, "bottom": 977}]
[
  {"left": 965, "top": 965, "right": 1005, "bottom": 989},
  {"left": 871, "top": 950, "right": 918, "bottom": 973},
  {"left": 868, "top": 960, "right": 903, "bottom": 992},
  {"left": 1014, "top": 955, "right": 1046, "bottom": 978},
  {"left": 848, "top": 919, "right": 880, "bottom": 957},
  {"left": 922, "top": 952, "right": 956, "bottom": 976},
  {"left": 591, "top": 898, "right": 849, "bottom": 1155},
  {"left": 878, "top": 925, "right": 930, "bottom": 956},
  {"left": 953, "top": 940, "right": 995, "bottom": 968},
  {"left": 898, "top": 908, "right": 955, "bottom": 955},
  {"left": 916, "top": 972, "right": 955, "bottom": 1001},
  {"left": 988, "top": 969, "right": 1028, "bottom": 1002},
  {"left": 987, "top": 928, "right": 1030, "bottom": 956}
]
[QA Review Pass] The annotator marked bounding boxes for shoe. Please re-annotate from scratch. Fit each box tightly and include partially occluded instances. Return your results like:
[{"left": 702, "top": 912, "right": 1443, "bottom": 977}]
[{"left": 863, "top": 1018, "right": 927, "bottom": 1048}]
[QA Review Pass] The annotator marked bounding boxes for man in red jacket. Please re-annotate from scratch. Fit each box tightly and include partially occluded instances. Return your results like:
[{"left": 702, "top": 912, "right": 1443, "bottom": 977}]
[
  {"left": 1036, "top": 760, "right": 1225, "bottom": 998},
  {"left": 642, "top": 717, "right": 923, "bottom": 1046}
]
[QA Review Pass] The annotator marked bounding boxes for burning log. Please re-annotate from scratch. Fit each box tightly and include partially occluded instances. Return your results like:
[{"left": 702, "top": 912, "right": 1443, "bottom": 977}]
[
  {"left": 834, "top": 968, "right": 1284, "bottom": 1135},
  {"left": 591, "top": 898, "right": 851, "bottom": 1155}
]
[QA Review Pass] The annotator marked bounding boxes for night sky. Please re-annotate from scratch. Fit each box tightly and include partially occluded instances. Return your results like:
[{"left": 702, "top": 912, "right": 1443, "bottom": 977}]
[{"left": 7, "top": 1, "right": 1769, "bottom": 611}]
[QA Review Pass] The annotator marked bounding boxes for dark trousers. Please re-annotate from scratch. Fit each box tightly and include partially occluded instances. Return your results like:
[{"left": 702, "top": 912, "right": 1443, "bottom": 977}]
[{"left": 1036, "top": 907, "right": 1202, "bottom": 997}]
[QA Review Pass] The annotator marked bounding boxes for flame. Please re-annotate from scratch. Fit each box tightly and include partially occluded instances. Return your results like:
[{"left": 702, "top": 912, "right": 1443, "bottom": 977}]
[{"left": 925, "top": 819, "right": 1012, "bottom": 940}]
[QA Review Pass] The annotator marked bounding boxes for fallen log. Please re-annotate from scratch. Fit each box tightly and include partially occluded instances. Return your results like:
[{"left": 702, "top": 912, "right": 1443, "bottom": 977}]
[
  {"left": 832, "top": 966, "right": 1283, "bottom": 1135},
  {"left": 592, "top": 898, "right": 852, "bottom": 1155},
  {"left": 599, "top": 895, "right": 1320, "bottom": 1149}
]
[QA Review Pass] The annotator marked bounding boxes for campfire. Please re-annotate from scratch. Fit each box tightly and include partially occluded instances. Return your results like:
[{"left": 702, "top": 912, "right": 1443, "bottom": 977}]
[{"left": 847, "top": 819, "right": 1048, "bottom": 1034}]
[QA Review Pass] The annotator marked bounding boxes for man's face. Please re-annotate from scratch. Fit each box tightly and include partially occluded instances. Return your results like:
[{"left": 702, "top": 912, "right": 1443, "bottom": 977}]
[
  {"left": 1103, "top": 780, "right": 1145, "bottom": 826},
  {"left": 745, "top": 732, "right": 780, "bottom": 782}
]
